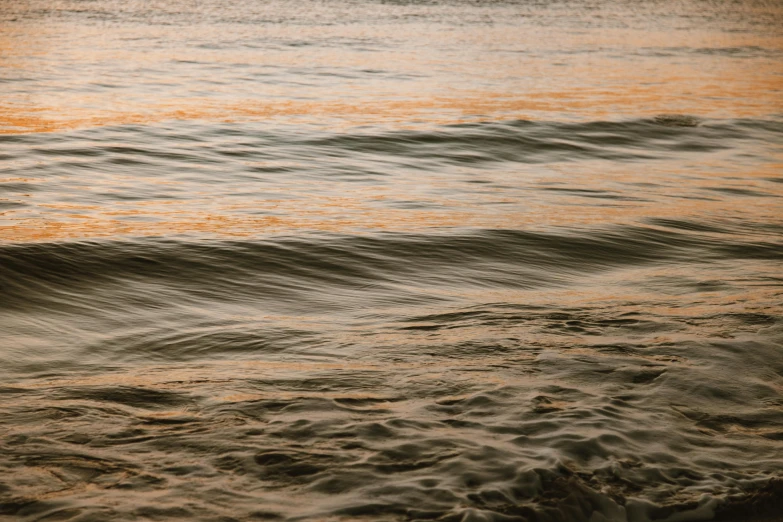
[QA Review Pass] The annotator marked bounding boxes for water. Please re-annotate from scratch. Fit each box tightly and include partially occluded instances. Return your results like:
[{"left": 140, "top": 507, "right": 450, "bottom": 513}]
[{"left": 1, "top": 1, "right": 782, "bottom": 521}]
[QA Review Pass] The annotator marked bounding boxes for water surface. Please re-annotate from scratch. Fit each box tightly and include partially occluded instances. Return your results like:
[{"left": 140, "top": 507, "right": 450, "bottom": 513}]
[{"left": 1, "top": 1, "right": 782, "bottom": 521}]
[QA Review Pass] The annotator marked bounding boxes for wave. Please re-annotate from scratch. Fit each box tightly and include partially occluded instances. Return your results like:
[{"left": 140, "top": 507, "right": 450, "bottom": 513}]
[
  {"left": 1, "top": 117, "right": 780, "bottom": 168},
  {"left": 2, "top": 224, "right": 780, "bottom": 311}
]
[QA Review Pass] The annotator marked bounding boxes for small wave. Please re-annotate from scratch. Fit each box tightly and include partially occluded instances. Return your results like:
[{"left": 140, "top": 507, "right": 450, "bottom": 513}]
[
  {"left": 2, "top": 117, "right": 779, "bottom": 168},
  {"left": 297, "top": 116, "right": 778, "bottom": 164},
  {"left": 652, "top": 114, "right": 701, "bottom": 127}
]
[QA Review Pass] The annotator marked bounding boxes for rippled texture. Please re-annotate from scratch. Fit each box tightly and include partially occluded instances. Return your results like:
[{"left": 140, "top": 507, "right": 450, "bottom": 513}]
[{"left": 1, "top": 1, "right": 783, "bottom": 521}]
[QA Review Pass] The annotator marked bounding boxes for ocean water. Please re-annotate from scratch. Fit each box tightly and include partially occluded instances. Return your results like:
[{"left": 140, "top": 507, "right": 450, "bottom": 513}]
[{"left": 1, "top": 1, "right": 782, "bottom": 521}]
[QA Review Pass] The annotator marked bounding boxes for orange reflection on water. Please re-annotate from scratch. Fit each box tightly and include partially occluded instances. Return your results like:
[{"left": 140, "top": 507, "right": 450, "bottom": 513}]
[
  {"left": 2, "top": 152, "right": 782, "bottom": 241},
  {"left": 1, "top": 73, "right": 782, "bottom": 134},
  {"left": 1, "top": 3, "right": 782, "bottom": 134},
  {"left": 1, "top": 1, "right": 782, "bottom": 241},
  {"left": 3, "top": 172, "right": 782, "bottom": 242}
]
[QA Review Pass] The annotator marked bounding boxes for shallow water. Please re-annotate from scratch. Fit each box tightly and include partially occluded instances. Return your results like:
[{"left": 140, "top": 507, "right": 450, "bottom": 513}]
[{"left": 1, "top": 1, "right": 782, "bottom": 521}]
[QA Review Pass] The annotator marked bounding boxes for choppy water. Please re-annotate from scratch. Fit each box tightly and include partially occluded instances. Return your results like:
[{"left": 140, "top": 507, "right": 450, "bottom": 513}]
[{"left": 1, "top": 1, "right": 782, "bottom": 521}]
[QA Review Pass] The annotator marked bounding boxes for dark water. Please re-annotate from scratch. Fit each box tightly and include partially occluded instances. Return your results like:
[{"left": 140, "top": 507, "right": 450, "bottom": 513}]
[{"left": 1, "top": 1, "right": 783, "bottom": 521}]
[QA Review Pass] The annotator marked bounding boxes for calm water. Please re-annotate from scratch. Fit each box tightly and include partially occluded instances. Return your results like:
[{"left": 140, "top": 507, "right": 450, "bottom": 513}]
[{"left": 1, "top": 1, "right": 782, "bottom": 521}]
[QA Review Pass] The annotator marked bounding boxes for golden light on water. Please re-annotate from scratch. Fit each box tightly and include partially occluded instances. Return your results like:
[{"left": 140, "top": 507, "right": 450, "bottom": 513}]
[
  {"left": 1, "top": 7, "right": 782, "bottom": 134},
  {"left": 3, "top": 158, "right": 781, "bottom": 241},
  {"left": 1, "top": 1, "right": 782, "bottom": 240}
]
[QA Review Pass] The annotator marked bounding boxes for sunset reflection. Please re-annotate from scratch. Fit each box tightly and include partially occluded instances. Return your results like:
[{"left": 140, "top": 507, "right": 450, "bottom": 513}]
[
  {"left": 1, "top": 4, "right": 782, "bottom": 135},
  {"left": 3, "top": 158, "right": 781, "bottom": 241}
]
